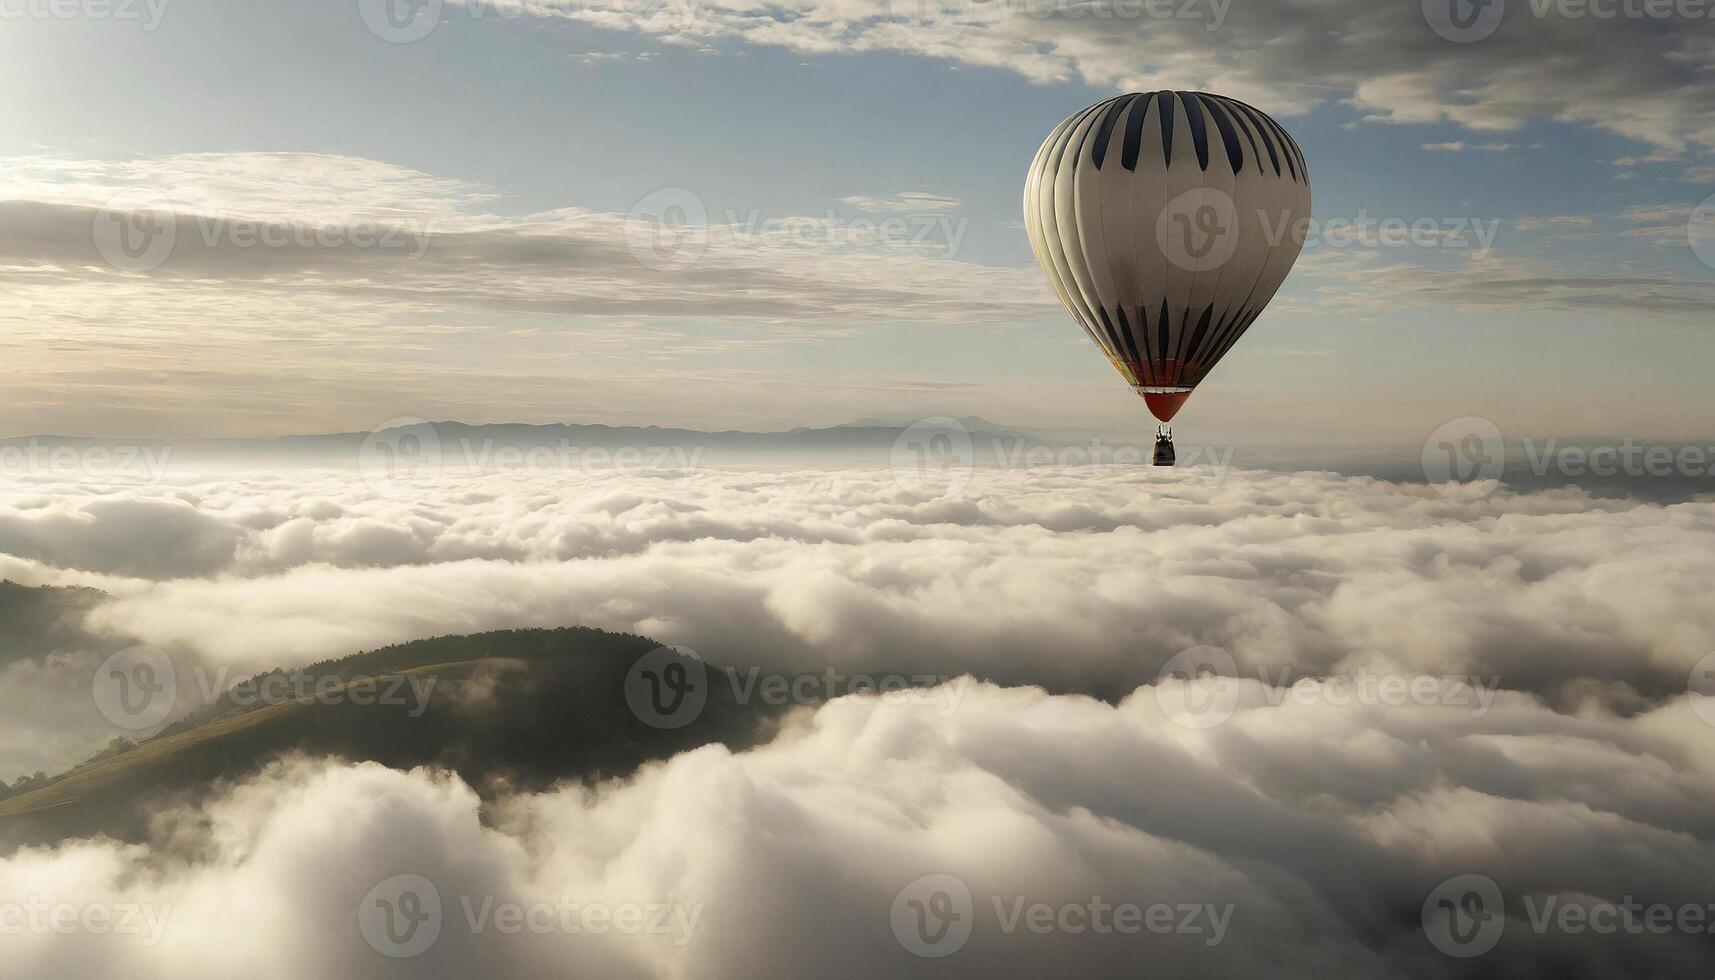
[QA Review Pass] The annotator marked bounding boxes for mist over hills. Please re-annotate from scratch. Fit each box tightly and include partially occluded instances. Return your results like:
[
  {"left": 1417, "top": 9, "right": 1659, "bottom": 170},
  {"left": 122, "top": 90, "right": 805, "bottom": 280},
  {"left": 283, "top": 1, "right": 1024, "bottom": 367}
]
[
  {"left": 0, "top": 623, "right": 779, "bottom": 848},
  {"left": 0, "top": 580, "right": 109, "bottom": 670}
]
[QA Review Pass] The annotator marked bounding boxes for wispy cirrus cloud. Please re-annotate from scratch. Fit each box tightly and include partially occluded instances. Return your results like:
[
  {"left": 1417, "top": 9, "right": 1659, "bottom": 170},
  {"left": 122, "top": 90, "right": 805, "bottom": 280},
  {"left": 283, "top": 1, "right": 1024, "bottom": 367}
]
[
  {"left": 0, "top": 153, "right": 1054, "bottom": 436},
  {"left": 451, "top": 0, "right": 1715, "bottom": 151}
]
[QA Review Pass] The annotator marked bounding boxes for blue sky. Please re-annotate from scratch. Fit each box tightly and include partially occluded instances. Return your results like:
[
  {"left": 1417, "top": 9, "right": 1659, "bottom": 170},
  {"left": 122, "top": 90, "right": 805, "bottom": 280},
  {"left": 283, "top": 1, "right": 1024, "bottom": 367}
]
[{"left": 2, "top": 0, "right": 1712, "bottom": 446}]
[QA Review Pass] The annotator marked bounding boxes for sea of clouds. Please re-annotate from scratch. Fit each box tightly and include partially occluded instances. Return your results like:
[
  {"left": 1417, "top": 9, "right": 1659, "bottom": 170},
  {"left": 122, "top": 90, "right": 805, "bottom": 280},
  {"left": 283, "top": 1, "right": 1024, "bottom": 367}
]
[{"left": 3, "top": 463, "right": 1714, "bottom": 976}]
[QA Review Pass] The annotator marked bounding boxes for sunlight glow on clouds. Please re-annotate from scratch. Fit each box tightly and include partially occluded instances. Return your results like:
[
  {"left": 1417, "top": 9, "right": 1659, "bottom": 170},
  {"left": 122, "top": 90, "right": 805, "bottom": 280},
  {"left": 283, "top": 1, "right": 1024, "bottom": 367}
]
[
  {"left": 3, "top": 463, "right": 1712, "bottom": 780},
  {"left": 3, "top": 679, "right": 1714, "bottom": 978}
]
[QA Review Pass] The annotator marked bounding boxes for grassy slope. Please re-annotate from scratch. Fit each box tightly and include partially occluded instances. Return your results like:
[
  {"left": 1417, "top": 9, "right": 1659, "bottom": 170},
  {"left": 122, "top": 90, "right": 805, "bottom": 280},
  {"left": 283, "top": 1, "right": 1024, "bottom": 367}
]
[{"left": 0, "top": 629, "right": 773, "bottom": 846}]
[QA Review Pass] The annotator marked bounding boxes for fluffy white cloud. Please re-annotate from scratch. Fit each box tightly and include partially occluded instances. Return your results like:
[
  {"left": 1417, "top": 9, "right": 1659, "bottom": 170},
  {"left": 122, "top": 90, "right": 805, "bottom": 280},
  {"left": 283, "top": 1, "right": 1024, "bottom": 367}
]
[{"left": 3, "top": 678, "right": 1714, "bottom": 978}]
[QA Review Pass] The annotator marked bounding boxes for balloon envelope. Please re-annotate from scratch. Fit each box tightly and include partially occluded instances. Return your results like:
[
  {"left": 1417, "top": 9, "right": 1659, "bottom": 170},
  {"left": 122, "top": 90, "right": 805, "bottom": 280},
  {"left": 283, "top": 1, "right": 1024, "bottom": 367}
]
[{"left": 1023, "top": 91, "right": 1311, "bottom": 422}]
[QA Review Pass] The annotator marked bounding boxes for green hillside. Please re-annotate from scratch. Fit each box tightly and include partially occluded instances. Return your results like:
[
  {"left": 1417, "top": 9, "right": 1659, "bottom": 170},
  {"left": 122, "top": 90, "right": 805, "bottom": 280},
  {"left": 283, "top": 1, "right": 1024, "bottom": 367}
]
[{"left": 0, "top": 628, "right": 775, "bottom": 846}]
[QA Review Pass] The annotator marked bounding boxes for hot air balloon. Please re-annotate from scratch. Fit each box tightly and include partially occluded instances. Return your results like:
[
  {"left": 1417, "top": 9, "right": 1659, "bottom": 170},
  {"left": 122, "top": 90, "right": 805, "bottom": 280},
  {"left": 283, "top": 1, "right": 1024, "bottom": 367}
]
[{"left": 1023, "top": 91, "right": 1311, "bottom": 465}]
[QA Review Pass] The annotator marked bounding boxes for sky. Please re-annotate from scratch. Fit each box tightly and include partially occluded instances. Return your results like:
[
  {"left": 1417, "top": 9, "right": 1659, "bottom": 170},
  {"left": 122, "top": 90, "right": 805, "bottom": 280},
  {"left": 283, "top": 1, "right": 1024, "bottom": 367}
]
[
  {"left": 3, "top": 0, "right": 1714, "bottom": 447},
  {"left": 8, "top": 9, "right": 1715, "bottom": 971}
]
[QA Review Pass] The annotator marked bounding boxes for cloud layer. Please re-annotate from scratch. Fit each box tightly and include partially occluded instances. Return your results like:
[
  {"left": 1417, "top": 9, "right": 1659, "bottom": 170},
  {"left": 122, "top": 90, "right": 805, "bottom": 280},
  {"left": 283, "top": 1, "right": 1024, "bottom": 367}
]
[
  {"left": 3, "top": 463, "right": 1713, "bottom": 779},
  {"left": 3, "top": 676, "right": 1714, "bottom": 978}
]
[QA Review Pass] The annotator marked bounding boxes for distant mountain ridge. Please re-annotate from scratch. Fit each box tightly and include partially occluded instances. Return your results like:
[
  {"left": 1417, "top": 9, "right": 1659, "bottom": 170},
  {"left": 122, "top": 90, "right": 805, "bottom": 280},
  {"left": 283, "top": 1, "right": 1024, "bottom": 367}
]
[
  {"left": 0, "top": 417, "right": 1058, "bottom": 469},
  {"left": 835, "top": 415, "right": 1019, "bottom": 435}
]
